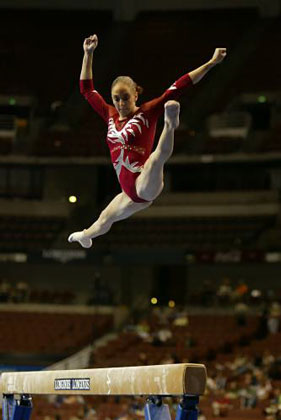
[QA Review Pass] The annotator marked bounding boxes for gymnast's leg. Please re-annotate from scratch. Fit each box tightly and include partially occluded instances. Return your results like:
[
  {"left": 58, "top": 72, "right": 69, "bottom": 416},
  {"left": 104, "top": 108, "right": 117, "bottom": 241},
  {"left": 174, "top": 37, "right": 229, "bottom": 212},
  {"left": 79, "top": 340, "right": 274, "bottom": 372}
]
[
  {"left": 135, "top": 100, "right": 180, "bottom": 202},
  {"left": 68, "top": 192, "right": 152, "bottom": 248}
]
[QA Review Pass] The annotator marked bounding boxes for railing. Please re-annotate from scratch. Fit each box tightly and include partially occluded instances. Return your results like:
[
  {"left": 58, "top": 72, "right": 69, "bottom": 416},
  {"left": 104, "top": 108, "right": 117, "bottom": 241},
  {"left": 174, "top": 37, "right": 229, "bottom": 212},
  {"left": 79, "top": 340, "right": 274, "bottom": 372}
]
[
  {"left": 0, "top": 115, "right": 17, "bottom": 139},
  {"left": 207, "top": 112, "right": 252, "bottom": 139}
]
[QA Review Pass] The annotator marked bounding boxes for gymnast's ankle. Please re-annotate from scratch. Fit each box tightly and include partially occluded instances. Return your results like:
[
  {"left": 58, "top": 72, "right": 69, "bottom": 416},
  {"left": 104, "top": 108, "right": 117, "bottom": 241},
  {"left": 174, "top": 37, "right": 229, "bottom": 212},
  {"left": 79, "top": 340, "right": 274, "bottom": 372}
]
[{"left": 83, "top": 228, "right": 91, "bottom": 238}]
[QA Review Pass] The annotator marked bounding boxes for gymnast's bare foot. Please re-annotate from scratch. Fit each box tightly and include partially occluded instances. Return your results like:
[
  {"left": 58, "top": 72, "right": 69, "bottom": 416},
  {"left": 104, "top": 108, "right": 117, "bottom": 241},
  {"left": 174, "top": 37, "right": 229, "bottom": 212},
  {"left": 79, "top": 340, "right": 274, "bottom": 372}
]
[
  {"left": 164, "top": 100, "right": 180, "bottom": 129},
  {"left": 68, "top": 230, "right": 92, "bottom": 248}
]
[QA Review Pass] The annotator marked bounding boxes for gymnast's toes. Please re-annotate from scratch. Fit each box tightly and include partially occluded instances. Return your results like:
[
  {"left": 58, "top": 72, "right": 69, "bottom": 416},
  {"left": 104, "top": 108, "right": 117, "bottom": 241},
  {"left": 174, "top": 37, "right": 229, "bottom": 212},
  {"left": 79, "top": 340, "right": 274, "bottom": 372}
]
[
  {"left": 164, "top": 100, "right": 180, "bottom": 129},
  {"left": 68, "top": 231, "right": 93, "bottom": 248}
]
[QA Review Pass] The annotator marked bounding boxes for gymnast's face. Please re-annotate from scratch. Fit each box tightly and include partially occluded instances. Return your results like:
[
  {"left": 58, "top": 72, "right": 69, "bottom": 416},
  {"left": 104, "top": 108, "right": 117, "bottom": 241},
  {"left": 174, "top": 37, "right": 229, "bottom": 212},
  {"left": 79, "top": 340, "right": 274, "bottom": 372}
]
[{"left": 111, "top": 83, "right": 138, "bottom": 119}]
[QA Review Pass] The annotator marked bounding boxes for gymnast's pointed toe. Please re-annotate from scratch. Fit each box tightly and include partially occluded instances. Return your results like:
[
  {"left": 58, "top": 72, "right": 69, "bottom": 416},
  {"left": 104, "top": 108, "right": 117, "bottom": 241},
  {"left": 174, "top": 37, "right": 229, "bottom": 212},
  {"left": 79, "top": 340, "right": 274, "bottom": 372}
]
[{"left": 67, "top": 231, "right": 93, "bottom": 248}]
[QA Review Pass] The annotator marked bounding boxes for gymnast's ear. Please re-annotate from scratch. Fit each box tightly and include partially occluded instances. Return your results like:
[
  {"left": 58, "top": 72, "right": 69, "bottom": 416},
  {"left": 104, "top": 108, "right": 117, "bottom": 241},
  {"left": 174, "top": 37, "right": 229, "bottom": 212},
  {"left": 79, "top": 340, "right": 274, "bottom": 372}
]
[
  {"left": 136, "top": 85, "right": 143, "bottom": 95},
  {"left": 135, "top": 85, "right": 143, "bottom": 102}
]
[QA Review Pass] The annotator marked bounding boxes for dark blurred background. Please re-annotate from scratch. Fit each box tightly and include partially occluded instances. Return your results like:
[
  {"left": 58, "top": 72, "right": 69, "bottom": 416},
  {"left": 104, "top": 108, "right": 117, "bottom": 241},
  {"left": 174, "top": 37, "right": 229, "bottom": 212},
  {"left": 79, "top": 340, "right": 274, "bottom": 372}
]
[{"left": 1, "top": 1, "right": 281, "bottom": 420}]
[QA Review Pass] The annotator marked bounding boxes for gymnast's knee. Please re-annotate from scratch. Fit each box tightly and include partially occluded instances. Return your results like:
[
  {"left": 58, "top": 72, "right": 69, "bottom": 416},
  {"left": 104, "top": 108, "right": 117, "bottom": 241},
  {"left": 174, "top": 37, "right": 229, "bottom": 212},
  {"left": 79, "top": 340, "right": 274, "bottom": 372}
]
[
  {"left": 149, "top": 154, "right": 162, "bottom": 168},
  {"left": 137, "top": 180, "right": 164, "bottom": 202},
  {"left": 150, "top": 150, "right": 171, "bottom": 168}
]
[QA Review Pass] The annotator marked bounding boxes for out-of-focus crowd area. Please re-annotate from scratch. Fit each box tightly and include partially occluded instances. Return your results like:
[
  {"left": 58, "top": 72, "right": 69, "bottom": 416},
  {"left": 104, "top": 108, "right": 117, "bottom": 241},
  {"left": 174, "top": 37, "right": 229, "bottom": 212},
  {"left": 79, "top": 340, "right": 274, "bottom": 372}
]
[
  {"left": 1, "top": 275, "right": 280, "bottom": 309},
  {"left": 1, "top": 290, "right": 281, "bottom": 420},
  {"left": 8, "top": 306, "right": 281, "bottom": 420}
]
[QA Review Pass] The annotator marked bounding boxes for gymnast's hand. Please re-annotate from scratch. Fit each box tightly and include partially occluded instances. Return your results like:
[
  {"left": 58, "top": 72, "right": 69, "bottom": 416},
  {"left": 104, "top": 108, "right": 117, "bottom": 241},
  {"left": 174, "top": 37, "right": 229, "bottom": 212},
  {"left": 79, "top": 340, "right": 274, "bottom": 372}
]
[
  {"left": 210, "top": 48, "right": 227, "bottom": 65},
  {"left": 83, "top": 34, "right": 98, "bottom": 54}
]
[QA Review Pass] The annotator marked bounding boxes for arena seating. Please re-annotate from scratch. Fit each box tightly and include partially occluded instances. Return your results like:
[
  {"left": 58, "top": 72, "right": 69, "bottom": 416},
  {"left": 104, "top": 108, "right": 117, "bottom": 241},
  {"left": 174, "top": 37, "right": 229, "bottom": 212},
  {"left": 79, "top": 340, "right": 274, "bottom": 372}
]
[
  {"left": 2, "top": 9, "right": 272, "bottom": 157},
  {"left": 0, "top": 9, "right": 113, "bottom": 158},
  {"left": 19, "top": 313, "right": 280, "bottom": 420},
  {"left": 125, "top": 10, "right": 258, "bottom": 100},
  {"left": 0, "top": 215, "right": 65, "bottom": 251},
  {"left": 32, "top": 119, "right": 108, "bottom": 157},
  {"left": 93, "top": 215, "right": 275, "bottom": 251},
  {"left": 235, "top": 17, "right": 281, "bottom": 94},
  {"left": 0, "top": 10, "right": 112, "bottom": 106},
  {"left": 261, "top": 123, "right": 281, "bottom": 152},
  {"left": 0, "top": 311, "right": 113, "bottom": 355},
  {"left": 91, "top": 315, "right": 259, "bottom": 368}
]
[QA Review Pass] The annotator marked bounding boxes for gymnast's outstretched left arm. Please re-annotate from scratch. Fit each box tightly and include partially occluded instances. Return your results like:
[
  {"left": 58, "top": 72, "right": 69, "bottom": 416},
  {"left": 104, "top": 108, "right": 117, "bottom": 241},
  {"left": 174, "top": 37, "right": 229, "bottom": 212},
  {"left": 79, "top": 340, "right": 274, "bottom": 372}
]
[
  {"left": 188, "top": 48, "right": 227, "bottom": 84},
  {"left": 144, "top": 48, "right": 227, "bottom": 114}
]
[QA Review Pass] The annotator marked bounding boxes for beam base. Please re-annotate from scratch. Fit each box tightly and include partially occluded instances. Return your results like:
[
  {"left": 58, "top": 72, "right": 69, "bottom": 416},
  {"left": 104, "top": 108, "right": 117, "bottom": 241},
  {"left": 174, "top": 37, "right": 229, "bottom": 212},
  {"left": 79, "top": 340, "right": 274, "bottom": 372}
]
[{"left": 2, "top": 395, "right": 32, "bottom": 420}]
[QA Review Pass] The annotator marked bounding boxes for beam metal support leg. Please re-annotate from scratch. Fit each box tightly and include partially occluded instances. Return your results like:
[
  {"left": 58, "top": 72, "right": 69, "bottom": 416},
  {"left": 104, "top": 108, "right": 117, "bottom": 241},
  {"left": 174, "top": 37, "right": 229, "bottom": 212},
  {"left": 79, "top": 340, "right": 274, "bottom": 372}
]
[
  {"left": 2, "top": 395, "right": 33, "bottom": 420},
  {"left": 144, "top": 397, "right": 171, "bottom": 420},
  {"left": 175, "top": 395, "right": 199, "bottom": 420}
]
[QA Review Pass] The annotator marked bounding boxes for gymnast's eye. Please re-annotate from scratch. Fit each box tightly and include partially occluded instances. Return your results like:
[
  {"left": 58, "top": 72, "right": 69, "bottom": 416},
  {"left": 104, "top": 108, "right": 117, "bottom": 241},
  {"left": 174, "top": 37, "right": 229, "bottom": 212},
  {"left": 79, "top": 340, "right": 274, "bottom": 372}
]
[{"left": 114, "top": 94, "right": 130, "bottom": 102}]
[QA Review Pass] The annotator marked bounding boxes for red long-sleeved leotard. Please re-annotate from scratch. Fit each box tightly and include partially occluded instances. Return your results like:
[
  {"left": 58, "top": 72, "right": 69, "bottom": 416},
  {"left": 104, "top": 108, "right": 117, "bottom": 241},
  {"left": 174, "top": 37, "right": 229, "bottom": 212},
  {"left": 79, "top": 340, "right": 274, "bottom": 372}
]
[{"left": 80, "top": 73, "right": 193, "bottom": 203}]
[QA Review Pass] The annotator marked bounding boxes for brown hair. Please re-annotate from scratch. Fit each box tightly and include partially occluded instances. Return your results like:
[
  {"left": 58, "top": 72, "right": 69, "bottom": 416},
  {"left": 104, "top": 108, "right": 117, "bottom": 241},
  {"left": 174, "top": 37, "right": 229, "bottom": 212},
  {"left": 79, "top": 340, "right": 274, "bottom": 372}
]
[{"left": 111, "top": 76, "right": 143, "bottom": 95}]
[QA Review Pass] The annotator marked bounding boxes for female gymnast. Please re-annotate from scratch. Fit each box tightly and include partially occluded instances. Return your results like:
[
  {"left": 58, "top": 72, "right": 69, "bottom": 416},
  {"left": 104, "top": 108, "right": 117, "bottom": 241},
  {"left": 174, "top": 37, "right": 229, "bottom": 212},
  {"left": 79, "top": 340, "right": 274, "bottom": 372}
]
[{"left": 68, "top": 34, "right": 226, "bottom": 248}]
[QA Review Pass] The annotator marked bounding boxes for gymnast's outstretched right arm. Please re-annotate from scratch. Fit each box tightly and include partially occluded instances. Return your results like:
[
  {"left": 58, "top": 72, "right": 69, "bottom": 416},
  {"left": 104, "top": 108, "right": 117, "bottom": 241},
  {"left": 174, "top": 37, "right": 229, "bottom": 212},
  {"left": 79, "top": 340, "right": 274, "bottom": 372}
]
[
  {"left": 80, "top": 34, "right": 112, "bottom": 122},
  {"left": 80, "top": 35, "right": 97, "bottom": 80}
]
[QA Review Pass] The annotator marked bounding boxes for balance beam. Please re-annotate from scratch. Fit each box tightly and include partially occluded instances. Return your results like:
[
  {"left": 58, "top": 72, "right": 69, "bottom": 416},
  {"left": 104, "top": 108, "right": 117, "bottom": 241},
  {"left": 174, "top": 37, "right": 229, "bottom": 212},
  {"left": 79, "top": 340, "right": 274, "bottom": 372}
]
[{"left": 0, "top": 363, "right": 206, "bottom": 396}]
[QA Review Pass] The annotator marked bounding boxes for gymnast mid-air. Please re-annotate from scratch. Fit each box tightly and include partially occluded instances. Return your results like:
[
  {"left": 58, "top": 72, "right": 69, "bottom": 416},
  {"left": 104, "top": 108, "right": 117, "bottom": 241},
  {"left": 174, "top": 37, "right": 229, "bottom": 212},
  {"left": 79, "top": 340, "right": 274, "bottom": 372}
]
[{"left": 68, "top": 34, "right": 226, "bottom": 248}]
